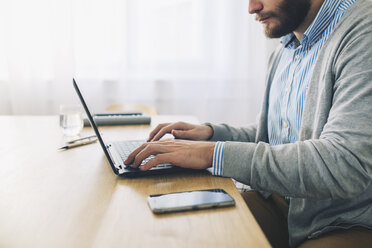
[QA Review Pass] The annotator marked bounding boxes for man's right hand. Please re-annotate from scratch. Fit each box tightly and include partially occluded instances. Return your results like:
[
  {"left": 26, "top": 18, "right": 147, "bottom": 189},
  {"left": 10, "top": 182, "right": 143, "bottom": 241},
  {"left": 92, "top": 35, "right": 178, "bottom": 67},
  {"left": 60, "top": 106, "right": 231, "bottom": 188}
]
[{"left": 147, "top": 122, "right": 214, "bottom": 142}]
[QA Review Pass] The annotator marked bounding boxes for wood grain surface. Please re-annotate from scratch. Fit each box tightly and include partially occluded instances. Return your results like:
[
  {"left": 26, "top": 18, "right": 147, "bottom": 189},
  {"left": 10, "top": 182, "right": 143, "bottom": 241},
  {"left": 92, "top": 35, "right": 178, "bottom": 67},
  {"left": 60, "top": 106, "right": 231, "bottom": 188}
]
[{"left": 0, "top": 116, "right": 269, "bottom": 248}]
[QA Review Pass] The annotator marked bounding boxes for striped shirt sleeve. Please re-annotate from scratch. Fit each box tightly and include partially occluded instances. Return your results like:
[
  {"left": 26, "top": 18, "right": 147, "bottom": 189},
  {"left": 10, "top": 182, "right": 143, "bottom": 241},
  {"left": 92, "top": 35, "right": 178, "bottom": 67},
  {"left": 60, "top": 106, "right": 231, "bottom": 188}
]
[{"left": 211, "top": 141, "right": 225, "bottom": 176}]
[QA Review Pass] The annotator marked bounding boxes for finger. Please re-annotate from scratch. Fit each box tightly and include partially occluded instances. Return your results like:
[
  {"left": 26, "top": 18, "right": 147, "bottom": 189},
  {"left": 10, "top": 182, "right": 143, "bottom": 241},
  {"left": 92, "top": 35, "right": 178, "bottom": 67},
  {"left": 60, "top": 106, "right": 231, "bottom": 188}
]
[
  {"left": 132, "top": 143, "right": 172, "bottom": 168},
  {"left": 151, "top": 124, "right": 178, "bottom": 141},
  {"left": 171, "top": 129, "right": 194, "bottom": 140},
  {"left": 147, "top": 123, "right": 170, "bottom": 142},
  {"left": 151, "top": 122, "right": 189, "bottom": 141},
  {"left": 140, "top": 153, "right": 175, "bottom": 171},
  {"left": 124, "top": 142, "right": 149, "bottom": 165}
]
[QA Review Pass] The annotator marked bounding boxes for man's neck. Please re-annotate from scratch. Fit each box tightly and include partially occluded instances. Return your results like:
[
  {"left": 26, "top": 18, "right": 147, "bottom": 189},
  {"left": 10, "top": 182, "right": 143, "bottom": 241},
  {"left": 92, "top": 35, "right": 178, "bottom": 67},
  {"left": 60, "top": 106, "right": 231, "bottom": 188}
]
[{"left": 294, "top": 0, "right": 325, "bottom": 41}]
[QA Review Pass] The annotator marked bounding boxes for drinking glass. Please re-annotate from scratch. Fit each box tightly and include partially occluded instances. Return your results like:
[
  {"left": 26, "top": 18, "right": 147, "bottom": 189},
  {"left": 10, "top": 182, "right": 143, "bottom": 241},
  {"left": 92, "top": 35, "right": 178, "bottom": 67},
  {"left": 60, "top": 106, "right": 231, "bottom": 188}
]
[{"left": 59, "top": 104, "right": 84, "bottom": 137}]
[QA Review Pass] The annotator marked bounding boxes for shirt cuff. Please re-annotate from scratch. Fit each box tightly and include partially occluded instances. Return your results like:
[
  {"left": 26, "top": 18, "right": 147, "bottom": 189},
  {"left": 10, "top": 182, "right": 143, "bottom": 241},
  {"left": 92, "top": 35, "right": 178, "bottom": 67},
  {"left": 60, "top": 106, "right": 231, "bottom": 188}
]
[{"left": 211, "top": 141, "right": 225, "bottom": 176}]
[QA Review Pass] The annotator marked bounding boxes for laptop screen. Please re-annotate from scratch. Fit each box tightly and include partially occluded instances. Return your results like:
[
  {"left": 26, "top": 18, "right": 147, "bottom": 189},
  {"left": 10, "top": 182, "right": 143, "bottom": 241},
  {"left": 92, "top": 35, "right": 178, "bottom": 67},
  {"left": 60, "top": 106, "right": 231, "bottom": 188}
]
[{"left": 72, "top": 78, "right": 118, "bottom": 173}]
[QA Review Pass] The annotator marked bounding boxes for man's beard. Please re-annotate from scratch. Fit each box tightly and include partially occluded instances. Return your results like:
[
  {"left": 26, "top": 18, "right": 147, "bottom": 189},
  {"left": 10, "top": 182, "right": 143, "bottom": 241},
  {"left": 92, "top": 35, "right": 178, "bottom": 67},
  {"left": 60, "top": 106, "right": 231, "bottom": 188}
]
[{"left": 256, "top": 0, "right": 311, "bottom": 38}]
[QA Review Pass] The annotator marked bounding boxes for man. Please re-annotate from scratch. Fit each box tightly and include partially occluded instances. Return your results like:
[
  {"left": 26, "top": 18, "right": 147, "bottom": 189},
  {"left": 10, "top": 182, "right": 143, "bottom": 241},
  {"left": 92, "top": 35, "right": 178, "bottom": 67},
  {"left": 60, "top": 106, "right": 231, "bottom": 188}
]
[{"left": 125, "top": 0, "right": 372, "bottom": 247}]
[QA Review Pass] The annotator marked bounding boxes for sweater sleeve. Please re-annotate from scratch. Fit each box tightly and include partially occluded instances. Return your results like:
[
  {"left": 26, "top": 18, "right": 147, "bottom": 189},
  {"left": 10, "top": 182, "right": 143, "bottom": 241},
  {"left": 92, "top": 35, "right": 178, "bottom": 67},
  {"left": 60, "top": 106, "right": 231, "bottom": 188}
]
[
  {"left": 206, "top": 123, "right": 258, "bottom": 142},
  {"left": 221, "top": 31, "right": 372, "bottom": 200}
]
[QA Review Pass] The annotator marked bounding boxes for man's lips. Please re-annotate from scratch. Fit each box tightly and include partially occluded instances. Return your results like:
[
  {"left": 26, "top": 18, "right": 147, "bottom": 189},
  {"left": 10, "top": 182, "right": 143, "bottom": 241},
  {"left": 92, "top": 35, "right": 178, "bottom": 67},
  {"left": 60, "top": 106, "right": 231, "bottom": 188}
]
[{"left": 258, "top": 16, "right": 271, "bottom": 23}]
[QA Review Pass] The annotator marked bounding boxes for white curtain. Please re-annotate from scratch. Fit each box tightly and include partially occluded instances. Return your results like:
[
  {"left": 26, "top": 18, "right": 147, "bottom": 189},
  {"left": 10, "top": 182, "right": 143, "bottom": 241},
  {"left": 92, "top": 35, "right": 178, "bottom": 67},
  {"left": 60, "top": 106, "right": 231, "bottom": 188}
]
[{"left": 0, "top": 0, "right": 276, "bottom": 125}]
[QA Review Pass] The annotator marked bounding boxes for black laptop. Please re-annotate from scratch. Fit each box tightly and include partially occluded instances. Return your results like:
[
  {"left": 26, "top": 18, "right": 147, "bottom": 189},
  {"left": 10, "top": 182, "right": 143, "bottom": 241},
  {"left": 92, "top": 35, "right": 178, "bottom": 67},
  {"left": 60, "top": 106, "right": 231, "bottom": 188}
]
[{"left": 73, "top": 78, "right": 185, "bottom": 177}]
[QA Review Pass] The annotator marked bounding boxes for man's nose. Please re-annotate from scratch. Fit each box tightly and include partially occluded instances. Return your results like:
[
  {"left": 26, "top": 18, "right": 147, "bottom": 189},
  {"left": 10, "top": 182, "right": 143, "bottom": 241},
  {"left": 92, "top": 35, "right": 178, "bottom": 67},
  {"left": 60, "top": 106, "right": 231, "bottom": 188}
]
[{"left": 248, "top": 0, "right": 263, "bottom": 14}]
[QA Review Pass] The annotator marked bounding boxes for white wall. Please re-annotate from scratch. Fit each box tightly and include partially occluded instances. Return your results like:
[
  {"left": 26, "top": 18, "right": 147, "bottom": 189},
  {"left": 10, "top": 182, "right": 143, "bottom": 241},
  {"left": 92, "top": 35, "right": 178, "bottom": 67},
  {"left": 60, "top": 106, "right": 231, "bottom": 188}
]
[{"left": 0, "top": 0, "right": 279, "bottom": 126}]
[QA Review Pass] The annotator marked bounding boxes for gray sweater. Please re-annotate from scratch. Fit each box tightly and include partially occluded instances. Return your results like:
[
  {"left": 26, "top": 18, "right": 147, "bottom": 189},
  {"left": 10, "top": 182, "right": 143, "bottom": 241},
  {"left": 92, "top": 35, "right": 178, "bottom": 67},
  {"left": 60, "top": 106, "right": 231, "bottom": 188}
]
[{"left": 209, "top": 0, "right": 372, "bottom": 246}]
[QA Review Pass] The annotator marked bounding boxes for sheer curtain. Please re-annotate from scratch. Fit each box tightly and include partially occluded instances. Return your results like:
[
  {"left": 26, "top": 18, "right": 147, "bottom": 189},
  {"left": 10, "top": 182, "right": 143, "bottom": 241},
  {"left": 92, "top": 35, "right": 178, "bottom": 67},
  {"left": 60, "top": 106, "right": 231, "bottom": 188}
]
[{"left": 0, "top": 0, "right": 276, "bottom": 125}]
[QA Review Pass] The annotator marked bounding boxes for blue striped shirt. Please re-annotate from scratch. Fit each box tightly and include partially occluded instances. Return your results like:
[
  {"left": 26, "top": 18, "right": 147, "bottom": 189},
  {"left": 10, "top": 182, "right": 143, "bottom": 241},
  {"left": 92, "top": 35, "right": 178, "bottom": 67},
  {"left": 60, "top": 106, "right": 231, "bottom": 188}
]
[{"left": 212, "top": 0, "right": 355, "bottom": 176}]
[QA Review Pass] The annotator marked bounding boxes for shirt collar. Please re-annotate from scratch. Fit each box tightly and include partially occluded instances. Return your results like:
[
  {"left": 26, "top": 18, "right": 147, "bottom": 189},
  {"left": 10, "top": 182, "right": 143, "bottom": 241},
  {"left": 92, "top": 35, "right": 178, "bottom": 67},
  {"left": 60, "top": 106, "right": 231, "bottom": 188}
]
[
  {"left": 281, "top": 0, "right": 344, "bottom": 48},
  {"left": 280, "top": 33, "right": 300, "bottom": 49}
]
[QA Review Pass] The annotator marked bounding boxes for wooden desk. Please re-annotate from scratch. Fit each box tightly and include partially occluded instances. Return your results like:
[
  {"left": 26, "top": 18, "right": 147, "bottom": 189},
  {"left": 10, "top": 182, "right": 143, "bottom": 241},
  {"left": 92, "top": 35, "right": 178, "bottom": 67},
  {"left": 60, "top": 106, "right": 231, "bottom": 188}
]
[{"left": 0, "top": 116, "right": 269, "bottom": 248}]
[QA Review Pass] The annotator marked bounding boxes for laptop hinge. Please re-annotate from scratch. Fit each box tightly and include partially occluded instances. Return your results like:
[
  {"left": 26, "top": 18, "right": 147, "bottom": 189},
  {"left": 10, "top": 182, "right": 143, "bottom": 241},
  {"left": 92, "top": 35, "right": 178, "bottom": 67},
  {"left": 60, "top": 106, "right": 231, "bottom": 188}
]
[{"left": 106, "top": 144, "right": 124, "bottom": 174}]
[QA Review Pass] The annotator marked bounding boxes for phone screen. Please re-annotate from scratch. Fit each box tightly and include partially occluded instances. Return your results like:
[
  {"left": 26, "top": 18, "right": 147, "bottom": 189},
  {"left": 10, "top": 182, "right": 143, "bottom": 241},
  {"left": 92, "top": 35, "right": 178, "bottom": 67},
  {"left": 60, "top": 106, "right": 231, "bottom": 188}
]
[{"left": 148, "top": 189, "right": 235, "bottom": 214}]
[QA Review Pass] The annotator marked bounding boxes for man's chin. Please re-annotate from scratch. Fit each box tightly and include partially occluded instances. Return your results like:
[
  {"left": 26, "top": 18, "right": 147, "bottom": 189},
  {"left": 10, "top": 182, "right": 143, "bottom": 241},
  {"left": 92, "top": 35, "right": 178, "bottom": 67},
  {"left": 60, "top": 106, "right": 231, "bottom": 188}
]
[{"left": 264, "top": 24, "right": 291, "bottom": 39}]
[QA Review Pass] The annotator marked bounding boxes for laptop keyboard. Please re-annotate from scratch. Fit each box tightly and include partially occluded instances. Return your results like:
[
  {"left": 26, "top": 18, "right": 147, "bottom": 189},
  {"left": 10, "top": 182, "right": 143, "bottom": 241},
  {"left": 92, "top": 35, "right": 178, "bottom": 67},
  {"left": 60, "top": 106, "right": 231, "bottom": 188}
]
[{"left": 112, "top": 140, "right": 170, "bottom": 169}]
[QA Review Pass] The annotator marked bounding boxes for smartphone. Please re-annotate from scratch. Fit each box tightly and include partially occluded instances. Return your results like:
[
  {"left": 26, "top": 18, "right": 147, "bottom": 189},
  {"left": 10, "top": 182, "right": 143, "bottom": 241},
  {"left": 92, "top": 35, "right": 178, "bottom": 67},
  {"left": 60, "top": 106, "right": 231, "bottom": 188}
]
[{"left": 147, "top": 189, "right": 235, "bottom": 214}]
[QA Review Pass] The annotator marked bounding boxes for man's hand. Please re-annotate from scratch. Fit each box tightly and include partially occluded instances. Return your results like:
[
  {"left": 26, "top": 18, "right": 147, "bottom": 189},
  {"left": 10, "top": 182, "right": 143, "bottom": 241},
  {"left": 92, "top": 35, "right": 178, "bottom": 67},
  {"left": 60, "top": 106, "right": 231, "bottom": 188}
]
[
  {"left": 124, "top": 139, "right": 216, "bottom": 171},
  {"left": 147, "top": 122, "right": 213, "bottom": 142}
]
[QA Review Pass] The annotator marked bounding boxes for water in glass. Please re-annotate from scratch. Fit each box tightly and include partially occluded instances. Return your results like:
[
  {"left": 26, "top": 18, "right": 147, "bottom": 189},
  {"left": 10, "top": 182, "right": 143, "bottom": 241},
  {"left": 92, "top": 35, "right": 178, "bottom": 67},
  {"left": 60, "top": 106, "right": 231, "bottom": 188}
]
[{"left": 59, "top": 105, "right": 83, "bottom": 137}]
